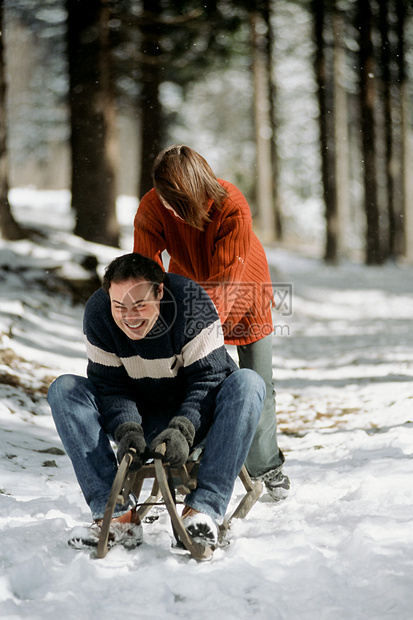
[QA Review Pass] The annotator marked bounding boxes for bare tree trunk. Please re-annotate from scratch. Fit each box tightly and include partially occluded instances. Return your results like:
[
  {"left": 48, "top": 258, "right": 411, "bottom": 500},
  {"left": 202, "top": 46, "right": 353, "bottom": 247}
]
[
  {"left": 263, "top": 0, "right": 282, "bottom": 240},
  {"left": 401, "top": 85, "right": 413, "bottom": 263},
  {"left": 311, "top": 0, "right": 338, "bottom": 263},
  {"left": 251, "top": 11, "right": 275, "bottom": 244},
  {"left": 378, "top": 0, "right": 397, "bottom": 260},
  {"left": 0, "top": 0, "right": 25, "bottom": 241},
  {"left": 395, "top": 0, "right": 409, "bottom": 259},
  {"left": 357, "top": 0, "right": 382, "bottom": 265},
  {"left": 66, "top": 0, "right": 120, "bottom": 247},
  {"left": 138, "top": 0, "right": 163, "bottom": 199},
  {"left": 333, "top": 8, "right": 350, "bottom": 258}
]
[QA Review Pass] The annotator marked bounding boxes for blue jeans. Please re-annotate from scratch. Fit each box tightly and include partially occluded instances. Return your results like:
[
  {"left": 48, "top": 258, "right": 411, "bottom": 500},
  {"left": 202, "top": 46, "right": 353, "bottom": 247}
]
[{"left": 47, "top": 369, "right": 265, "bottom": 523}]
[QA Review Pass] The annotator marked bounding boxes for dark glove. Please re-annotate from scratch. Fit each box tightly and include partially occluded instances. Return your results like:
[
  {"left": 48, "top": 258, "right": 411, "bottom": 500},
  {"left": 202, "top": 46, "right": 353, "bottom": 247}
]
[
  {"left": 150, "top": 416, "right": 195, "bottom": 468},
  {"left": 115, "top": 422, "right": 146, "bottom": 470}
]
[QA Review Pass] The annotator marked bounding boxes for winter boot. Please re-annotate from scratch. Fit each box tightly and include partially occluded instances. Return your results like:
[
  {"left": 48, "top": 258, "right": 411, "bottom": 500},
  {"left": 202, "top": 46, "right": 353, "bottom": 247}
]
[
  {"left": 257, "top": 466, "right": 290, "bottom": 501},
  {"left": 68, "top": 507, "right": 143, "bottom": 550},
  {"left": 181, "top": 505, "right": 218, "bottom": 548}
]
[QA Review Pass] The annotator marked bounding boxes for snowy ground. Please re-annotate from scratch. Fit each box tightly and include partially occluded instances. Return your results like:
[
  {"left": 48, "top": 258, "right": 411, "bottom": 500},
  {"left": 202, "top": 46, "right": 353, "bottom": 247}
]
[{"left": 0, "top": 190, "right": 412, "bottom": 620}]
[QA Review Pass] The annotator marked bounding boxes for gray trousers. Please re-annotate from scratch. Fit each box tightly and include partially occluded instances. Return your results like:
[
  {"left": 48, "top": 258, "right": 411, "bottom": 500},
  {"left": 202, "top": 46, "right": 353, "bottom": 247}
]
[{"left": 237, "top": 335, "right": 284, "bottom": 477}]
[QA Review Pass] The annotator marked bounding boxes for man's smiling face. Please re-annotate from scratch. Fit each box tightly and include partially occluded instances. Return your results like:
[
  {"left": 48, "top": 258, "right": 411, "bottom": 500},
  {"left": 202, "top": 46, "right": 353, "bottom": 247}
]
[{"left": 109, "top": 278, "right": 164, "bottom": 340}]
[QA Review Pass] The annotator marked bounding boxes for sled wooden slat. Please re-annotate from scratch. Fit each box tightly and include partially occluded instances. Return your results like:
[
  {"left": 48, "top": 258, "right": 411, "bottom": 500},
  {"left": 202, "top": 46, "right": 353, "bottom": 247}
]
[
  {"left": 230, "top": 467, "right": 263, "bottom": 521},
  {"left": 154, "top": 452, "right": 213, "bottom": 561},
  {"left": 96, "top": 453, "right": 133, "bottom": 559},
  {"left": 97, "top": 443, "right": 263, "bottom": 560}
]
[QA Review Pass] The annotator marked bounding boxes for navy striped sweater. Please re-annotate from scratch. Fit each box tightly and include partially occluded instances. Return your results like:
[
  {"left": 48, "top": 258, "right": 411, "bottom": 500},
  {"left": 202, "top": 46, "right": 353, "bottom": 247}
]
[{"left": 83, "top": 273, "right": 237, "bottom": 437}]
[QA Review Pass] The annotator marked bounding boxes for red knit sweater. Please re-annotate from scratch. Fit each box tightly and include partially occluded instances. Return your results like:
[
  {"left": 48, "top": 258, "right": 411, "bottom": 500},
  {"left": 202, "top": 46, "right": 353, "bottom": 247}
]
[{"left": 133, "top": 179, "right": 274, "bottom": 346}]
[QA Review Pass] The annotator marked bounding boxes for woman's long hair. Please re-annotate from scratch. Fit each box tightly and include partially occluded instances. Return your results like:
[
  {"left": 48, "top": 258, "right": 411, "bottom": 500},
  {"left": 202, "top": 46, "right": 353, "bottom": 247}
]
[{"left": 152, "top": 145, "right": 228, "bottom": 230}]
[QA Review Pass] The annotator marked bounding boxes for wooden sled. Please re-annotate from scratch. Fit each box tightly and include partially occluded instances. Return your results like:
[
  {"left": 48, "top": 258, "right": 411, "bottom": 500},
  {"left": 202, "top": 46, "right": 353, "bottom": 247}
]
[{"left": 97, "top": 444, "right": 263, "bottom": 561}]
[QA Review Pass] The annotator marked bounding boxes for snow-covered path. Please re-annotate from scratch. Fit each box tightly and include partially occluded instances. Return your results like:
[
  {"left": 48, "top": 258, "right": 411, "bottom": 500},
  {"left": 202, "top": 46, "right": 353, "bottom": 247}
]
[{"left": 0, "top": 192, "right": 412, "bottom": 619}]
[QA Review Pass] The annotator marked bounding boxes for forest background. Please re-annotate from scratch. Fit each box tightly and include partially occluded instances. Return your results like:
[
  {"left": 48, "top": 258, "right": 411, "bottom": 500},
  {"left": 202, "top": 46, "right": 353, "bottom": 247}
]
[{"left": 0, "top": 0, "right": 413, "bottom": 267}]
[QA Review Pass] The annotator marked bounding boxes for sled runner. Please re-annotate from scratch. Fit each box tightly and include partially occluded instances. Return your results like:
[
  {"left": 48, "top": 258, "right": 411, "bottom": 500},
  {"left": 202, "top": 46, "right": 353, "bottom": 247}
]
[{"left": 96, "top": 444, "right": 263, "bottom": 561}]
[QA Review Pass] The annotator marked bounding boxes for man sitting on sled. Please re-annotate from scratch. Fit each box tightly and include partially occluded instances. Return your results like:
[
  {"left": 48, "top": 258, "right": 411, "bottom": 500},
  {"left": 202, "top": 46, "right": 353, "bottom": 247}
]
[{"left": 48, "top": 252, "right": 265, "bottom": 551}]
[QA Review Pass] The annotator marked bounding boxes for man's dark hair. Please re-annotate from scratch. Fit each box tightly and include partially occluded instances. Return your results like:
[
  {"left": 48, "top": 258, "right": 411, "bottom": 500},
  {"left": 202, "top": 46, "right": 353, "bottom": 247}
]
[{"left": 102, "top": 253, "right": 166, "bottom": 296}]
